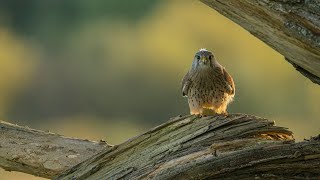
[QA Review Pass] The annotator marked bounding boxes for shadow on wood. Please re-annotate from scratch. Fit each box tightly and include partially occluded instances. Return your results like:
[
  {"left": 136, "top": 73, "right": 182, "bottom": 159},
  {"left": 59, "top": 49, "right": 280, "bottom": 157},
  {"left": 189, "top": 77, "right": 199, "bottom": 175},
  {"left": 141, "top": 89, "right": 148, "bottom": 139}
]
[
  {"left": 1, "top": 1, "right": 319, "bottom": 179},
  {"left": 54, "top": 114, "right": 320, "bottom": 179}
]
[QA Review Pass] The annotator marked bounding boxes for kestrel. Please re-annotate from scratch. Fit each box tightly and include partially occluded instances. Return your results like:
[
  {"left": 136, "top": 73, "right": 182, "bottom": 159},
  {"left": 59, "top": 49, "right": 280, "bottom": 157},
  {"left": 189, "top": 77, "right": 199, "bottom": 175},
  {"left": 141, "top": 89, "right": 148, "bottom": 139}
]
[{"left": 181, "top": 48, "right": 235, "bottom": 115}]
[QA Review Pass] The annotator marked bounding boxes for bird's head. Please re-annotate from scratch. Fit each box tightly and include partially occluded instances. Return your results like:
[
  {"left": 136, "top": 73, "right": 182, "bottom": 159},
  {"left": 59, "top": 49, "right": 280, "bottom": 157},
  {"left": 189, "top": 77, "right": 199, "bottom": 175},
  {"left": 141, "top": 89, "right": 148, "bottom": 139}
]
[{"left": 191, "top": 48, "right": 217, "bottom": 69}]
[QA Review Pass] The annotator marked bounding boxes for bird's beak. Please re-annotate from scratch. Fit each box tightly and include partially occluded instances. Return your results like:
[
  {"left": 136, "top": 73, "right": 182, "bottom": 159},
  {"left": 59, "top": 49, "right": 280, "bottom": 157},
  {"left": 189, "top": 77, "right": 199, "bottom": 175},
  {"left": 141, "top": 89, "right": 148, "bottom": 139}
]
[{"left": 201, "top": 56, "right": 207, "bottom": 62}]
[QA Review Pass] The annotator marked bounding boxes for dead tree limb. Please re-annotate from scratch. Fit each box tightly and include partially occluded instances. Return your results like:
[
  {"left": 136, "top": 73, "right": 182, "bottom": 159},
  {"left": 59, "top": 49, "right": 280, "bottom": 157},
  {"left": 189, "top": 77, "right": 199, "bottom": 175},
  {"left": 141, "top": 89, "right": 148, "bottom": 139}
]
[
  {"left": 0, "top": 121, "right": 109, "bottom": 178},
  {"left": 55, "top": 114, "right": 320, "bottom": 179},
  {"left": 1, "top": 1, "right": 319, "bottom": 179},
  {"left": 0, "top": 114, "right": 319, "bottom": 179},
  {"left": 200, "top": 0, "right": 320, "bottom": 84}
]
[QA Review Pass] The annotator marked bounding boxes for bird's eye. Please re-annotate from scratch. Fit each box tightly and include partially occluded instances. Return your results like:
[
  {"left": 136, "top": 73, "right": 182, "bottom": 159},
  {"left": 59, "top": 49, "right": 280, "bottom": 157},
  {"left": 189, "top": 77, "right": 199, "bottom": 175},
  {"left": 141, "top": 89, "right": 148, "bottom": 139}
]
[
  {"left": 196, "top": 55, "right": 200, "bottom": 60},
  {"left": 208, "top": 55, "right": 213, "bottom": 60}
]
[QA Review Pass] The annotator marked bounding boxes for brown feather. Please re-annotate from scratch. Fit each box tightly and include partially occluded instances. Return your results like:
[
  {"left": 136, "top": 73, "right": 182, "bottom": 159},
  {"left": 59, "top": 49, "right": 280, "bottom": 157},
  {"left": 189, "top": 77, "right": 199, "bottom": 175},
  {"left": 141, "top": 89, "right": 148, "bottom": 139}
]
[
  {"left": 181, "top": 71, "right": 191, "bottom": 97},
  {"left": 223, "top": 68, "right": 235, "bottom": 95}
]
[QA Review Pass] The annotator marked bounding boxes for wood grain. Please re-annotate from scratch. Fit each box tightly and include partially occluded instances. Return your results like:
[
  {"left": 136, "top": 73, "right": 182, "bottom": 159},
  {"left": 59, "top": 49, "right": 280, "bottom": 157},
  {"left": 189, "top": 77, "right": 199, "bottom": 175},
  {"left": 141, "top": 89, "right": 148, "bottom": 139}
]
[
  {"left": 55, "top": 114, "right": 320, "bottom": 179},
  {"left": 200, "top": 0, "right": 320, "bottom": 84},
  {"left": 0, "top": 121, "right": 109, "bottom": 178}
]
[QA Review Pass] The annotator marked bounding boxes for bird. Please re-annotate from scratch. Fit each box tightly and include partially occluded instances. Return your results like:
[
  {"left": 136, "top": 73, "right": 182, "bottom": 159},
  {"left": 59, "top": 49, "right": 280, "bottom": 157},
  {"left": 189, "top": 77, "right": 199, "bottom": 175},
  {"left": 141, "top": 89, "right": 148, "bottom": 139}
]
[{"left": 181, "top": 48, "right": 235, "bottom": 115}]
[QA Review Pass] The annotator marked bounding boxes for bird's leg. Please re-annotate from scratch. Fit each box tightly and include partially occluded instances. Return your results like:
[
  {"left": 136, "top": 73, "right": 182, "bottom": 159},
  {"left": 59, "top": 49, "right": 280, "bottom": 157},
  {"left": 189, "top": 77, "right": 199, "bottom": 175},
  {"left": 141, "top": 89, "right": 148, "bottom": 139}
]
[
  {"left": 202, "top": 108, "right": 215, "bottom": 117},
  {"left": 190, "top": 112, "right": 204, "bottom": 119},
  {"left": 214, "top": 105, "right": 229, "bottom": 117},
  {"left": 197, "top": 114, "right": 203, "bottom": 118},
  {"left": 199, "top": 108, "right": 204, "bottom": 118},
  {"left": 220, "top": 111, "right": 229, "bottom": 117},
  {"left": 190, "top": 106, "right": 203, "bottom": 118},
  {"left": 216, "top": 109, "right": 229, "bottom": 117}
]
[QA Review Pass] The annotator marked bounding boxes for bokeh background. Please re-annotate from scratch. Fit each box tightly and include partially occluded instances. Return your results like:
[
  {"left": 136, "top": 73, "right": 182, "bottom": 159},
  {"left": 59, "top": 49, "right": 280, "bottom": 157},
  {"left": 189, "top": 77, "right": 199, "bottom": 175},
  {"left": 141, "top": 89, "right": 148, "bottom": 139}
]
[{"left": 0, "top": 0, "right": 319, "bottom": 179}]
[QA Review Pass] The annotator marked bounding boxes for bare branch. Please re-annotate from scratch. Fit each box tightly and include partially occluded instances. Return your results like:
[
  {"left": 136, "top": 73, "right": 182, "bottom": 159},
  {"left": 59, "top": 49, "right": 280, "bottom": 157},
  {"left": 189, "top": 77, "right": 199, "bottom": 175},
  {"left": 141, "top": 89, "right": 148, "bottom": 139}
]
[
  {"left": 0, "top": 121, "right": 109, "bottom": 179},
  {"left": 1, "top": 114, "right": 319, "bottom": 179},
  {"left": 200, "top": 0, "right": 320, "bottom": 85},
  {"left": 55, "top": 114, "right": 320, "bottom": 179}
]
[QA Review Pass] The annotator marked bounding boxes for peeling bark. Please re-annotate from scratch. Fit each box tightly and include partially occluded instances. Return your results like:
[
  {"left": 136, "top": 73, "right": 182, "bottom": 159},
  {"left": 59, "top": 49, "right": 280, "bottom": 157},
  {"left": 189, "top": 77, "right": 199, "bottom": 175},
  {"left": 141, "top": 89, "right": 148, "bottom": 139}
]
[
  {"left": 1, "top": 1, "right": 319, "bottom": 179},
  {"left": 55, "top": 114, "right": 320, "bottom": 179},
  {"left": 1, "top": 115, "right": 319, "bottom": 179}
]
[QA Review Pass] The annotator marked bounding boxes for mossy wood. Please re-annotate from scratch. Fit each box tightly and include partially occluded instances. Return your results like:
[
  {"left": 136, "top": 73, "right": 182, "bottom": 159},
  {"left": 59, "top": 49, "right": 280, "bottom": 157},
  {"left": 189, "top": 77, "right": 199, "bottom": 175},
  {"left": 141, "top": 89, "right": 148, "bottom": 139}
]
[{"left": 201, "top": 0, "right": 320, "bottom": 84}]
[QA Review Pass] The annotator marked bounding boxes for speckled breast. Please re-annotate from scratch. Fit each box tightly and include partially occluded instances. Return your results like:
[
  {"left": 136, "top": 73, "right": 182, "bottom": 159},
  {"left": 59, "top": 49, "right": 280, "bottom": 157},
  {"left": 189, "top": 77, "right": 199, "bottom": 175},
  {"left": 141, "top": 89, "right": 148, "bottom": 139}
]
[{"left": 187, "top": 68, "right": 228, "bottom": 108}]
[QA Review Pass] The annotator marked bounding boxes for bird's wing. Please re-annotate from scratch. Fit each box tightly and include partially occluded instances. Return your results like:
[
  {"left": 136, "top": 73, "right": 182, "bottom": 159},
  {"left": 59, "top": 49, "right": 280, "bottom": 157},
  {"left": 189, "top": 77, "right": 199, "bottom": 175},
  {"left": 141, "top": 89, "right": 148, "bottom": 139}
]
[
  {"left": 181, "top": 71, "right": 191, "bottom": 97},
  {"left": 222, "top": 68, "right": 235, "bottom": 95}
]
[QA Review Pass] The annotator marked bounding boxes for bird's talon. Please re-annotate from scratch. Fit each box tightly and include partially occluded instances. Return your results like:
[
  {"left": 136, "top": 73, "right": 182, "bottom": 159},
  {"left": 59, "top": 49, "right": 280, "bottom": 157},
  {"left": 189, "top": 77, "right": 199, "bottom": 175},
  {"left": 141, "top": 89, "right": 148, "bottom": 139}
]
[{"left": 218, "top": 112, "right": 228, "bottom": 117}]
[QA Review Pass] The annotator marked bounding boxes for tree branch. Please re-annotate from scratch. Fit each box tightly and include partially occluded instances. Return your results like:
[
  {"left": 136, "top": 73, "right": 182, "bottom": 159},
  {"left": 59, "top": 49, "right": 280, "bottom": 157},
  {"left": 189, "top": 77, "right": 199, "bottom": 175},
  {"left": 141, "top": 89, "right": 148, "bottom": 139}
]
[
  {"left": 54, "top": 114, "right": 320, "bottom": 179},
  {"left": 1, "top": 1, "right": 319, "bottom": 179},
  {"left": 0, "top": 121, "right": 109, "bottom": 179},
  {"left": 200, "top": 0, "right": 320, "bottom": 85},
  {"left": 1, "top": 115, "right": 319, "bottom": 179}
]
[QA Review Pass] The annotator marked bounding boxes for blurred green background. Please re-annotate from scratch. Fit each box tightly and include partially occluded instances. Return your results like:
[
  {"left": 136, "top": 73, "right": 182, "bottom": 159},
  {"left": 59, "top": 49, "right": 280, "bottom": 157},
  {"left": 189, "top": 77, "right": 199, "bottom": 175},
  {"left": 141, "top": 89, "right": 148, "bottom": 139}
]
[{"left": 0, "top": 0, "right": 319, "bottom": 179}]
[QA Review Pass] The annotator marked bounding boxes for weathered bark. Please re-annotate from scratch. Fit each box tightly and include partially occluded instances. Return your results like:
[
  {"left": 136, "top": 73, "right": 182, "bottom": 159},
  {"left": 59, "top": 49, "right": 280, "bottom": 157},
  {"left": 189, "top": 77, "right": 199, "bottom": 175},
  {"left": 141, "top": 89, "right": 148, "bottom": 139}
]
[
  {"left": 55, "top": 114, "right": 320, "bottom": 179},
  {"left": 200, "top": 0, "right": 320, "bottom": 85},
  {"left": 0, "top": 121, "right": 109, "bottom": 178},
  {"left": 1, "top": 1, "right": 319, "bottom": 179},
  {"left": 0, "top": 115, "right": 319, "bottom": 179}
]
